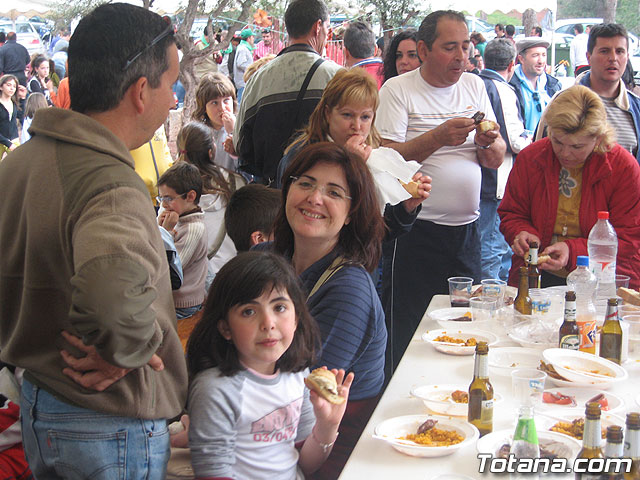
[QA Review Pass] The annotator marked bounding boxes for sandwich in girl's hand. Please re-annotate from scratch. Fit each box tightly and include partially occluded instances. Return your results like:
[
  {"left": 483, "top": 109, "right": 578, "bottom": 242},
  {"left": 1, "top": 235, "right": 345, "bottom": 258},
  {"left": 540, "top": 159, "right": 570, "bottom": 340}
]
[{"left": 305, "top": 368, "right": 346, "bottom": 405}]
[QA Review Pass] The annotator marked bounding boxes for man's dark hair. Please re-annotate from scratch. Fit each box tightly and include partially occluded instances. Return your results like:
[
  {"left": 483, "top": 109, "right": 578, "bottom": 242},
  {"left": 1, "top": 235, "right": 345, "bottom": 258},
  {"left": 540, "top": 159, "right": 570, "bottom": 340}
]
[
  {"left": 6, "top": 32, "right": 16, "bottom": 42},
  {"left": 587, "top": 23, "right": 629, "bottom": 54},
  {"left": 157, "top": 162, "right": 203, "bottom": 204},
  {"left": 484, "top": 38, "right": 516, "bottom": 71},
  {"left": 469, "top": 57, "right": 478, "bottom": 67},
  {"left": 68, "top": 3, "right": 175, "bottom": 114},
  {"left": 224, "top": 184, "right": 281, "bottom": 252},
  {"left": 506, "top": 24, "right": 515, "bottom": 36},
  {"left": 532, "top": 26, "right": 543, "bottom": 37},
  {"left": 574, "top": 23, "right": 584, "bottom": 34},
  {"left": 344, "top": 21, "right": 375, "bottom": 59},
  {"left": 284, "top": 0, "right": 329, "bottom": 39},
  {"left": 495, "top": 24, "right": 505, "bottom": 33},
  {"left": 418, "top": 10, "right": 466, "bottom": 51}
]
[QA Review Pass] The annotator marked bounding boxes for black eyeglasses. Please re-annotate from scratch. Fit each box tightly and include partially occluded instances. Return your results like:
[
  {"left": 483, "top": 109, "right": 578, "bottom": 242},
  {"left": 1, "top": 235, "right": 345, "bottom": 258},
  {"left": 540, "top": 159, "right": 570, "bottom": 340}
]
[
  {"left": 123, "top": 19, "right": 174, "bottom": 71},
  {"left": 532, "top": 92, "right": 542, "bottom": 112}
]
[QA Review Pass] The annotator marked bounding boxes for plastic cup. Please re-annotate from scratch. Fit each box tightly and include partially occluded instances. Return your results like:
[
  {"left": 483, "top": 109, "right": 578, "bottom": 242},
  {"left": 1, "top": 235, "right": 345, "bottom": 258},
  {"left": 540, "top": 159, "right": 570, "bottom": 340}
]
[
  {"left": 622, "top": 314, "right": 640, "bottom": 357},
  {"left": 511, "top": 368, "right": 547, "bottom": 408},
  {"left": 616, "top": 274, "right": 631, "bottom": 289},
  {"left": 481, "top": 279, "right": 506, "bottom": 308},
  {"left": 448, "top": 277, "right": 473, "bottom": 308},
  {"left": 529, "top": 288, "right": 551, "bottom": 316},
  {"left": 470, "top": 297, "right": 498, "bottom": 322}
]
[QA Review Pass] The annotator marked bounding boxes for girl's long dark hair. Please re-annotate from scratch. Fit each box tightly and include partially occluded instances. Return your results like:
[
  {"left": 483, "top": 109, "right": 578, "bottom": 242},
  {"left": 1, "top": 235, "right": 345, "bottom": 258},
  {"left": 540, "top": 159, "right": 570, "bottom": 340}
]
[
  {"left": 186, "top": 251, "right": 320, "bottom": 378},
  {"left": 383, "top": 29, "right": 419, "bottom": 83}
]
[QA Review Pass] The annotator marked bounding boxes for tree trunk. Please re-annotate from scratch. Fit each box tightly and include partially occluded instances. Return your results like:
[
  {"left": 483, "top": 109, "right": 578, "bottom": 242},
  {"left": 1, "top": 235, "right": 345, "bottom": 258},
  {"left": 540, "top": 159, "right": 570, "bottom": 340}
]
[
  {"left": 601, "top": 0, "right": 618, "bottom": 22},
  {"left": 523, "top": 8, "right": 537, "bottom": 37}
]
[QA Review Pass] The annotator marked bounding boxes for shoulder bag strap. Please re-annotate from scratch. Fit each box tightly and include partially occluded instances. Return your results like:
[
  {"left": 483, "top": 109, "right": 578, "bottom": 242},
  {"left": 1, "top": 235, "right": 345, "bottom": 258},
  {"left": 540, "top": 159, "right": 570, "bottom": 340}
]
[{"left": 307, "top": 255, "right": 345, "bottom": 300}]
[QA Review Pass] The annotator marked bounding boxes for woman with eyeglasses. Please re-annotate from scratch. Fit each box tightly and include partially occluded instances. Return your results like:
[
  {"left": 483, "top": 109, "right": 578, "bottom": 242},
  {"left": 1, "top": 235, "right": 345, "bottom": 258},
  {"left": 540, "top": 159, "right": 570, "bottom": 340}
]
[
  {"left": 257, "top": 141, "right": 386, "bottom": 478},
  {"left": 499, "top": 85, "right": 640, "bottom": 289}
]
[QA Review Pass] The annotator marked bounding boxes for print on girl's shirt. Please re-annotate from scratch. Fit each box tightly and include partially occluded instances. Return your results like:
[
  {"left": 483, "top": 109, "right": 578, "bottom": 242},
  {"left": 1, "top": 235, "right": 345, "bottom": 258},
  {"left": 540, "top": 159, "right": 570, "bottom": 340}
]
[{"left": 251, "top": 397, "right": 303, "bottom": 443}]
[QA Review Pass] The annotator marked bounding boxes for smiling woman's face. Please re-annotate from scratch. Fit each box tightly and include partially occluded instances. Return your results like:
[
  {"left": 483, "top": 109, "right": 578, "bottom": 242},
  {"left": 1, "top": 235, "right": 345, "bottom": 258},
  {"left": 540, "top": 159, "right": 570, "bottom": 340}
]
[{"left": 285, "top": 161, "right": 351, "bottom": 251}]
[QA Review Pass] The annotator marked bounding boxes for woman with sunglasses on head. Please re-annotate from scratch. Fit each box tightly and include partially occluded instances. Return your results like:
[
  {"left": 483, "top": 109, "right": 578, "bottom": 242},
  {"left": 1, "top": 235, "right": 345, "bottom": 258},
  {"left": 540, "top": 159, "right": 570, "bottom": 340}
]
[
  {"left": 382, "top": 28, "right": 421, "bottom": 84},
  {"left": 499, "top": 85, "right": 640, "bottom": 289},
  {"left": 256, "top": 141, "right": 385, "bottom": 478}
]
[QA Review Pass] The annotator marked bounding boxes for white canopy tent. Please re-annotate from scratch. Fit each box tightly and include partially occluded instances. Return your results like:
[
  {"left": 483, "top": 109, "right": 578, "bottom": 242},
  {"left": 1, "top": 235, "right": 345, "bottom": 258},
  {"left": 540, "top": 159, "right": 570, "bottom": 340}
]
[{"left": 1, "top": 0, "right": 52, "bottom": 21}]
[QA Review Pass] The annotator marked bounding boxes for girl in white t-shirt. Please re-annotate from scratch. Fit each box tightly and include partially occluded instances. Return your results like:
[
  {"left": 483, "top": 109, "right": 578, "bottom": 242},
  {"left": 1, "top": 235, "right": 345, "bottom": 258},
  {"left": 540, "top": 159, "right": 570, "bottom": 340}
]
[
  {"left": 192, "top": 72, "right": 239, "bottom": 172},
  {"left": 186, "top": 251, "right": 353, "bottom": 480}
]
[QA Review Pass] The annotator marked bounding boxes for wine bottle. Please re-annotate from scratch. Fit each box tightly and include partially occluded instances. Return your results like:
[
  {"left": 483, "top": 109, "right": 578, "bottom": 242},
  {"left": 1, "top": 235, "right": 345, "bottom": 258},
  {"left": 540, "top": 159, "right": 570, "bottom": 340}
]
[{"left": 468, "top": 341, "right": 493, "bottom": 437}]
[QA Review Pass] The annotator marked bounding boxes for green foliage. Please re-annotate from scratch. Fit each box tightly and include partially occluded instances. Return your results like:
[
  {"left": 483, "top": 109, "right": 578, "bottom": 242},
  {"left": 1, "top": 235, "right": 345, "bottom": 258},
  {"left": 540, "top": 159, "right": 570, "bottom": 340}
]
[
  {"left": 49, "top": 0, "right": 108, "bottom": 27},
  {"left": 616, "top": 0, "right": 640, "bottom": 35}
]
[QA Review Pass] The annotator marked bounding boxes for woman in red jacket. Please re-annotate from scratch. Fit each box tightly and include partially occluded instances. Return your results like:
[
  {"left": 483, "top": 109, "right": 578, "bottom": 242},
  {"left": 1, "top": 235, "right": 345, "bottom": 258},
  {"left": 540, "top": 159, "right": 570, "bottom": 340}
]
[{"left": 498, "top": 85, "right": 640, "bottom": 289}]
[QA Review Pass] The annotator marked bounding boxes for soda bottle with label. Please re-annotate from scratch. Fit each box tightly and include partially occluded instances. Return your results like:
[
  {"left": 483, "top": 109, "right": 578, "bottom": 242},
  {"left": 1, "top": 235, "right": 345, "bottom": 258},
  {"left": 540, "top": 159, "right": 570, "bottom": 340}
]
[
  {"left": 510, "top": 405, "right": 540, "bottom": 480},
  {"left": 468, "top": 341, "right": 493, "bottom": 437},
  {"left": 567, "top": 256, "right": 598, "bottom": 354}
]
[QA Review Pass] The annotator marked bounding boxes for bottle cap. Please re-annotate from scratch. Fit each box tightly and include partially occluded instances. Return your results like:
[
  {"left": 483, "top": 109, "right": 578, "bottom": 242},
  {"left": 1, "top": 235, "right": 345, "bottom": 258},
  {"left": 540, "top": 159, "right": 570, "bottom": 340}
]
[
  {"left": 576, "top": 256, "right": 589, "bottom": 267},
  {"left": 626, "top": 412, "right": 640, "bottom": 428},
  {"left": 597, "top": 211, "right": 610, "bottom": 220},
  {"left": 606, "top": 425, "right": 623, "bottom": 443}
]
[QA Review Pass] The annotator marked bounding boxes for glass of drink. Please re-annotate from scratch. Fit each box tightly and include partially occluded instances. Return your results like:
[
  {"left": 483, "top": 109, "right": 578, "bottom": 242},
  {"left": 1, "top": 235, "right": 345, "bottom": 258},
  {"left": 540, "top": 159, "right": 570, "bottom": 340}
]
[
  {"left": 448, "top": 277, "right": 473, "bottom": 307},
  {"left": 481, "top": 279, "right": 506, "bottom": 308},
  {"left": 470, "top": 297, "right": 498, "bottom": 322},
  {"left": 511, "top": 368, "right": 547, "bottom": 409},
  {"left": 615, "top": 274, "right": 631, "bottom": 289},
  {"left": 529, "top": 289, "right": 551, "bottom": 317}
]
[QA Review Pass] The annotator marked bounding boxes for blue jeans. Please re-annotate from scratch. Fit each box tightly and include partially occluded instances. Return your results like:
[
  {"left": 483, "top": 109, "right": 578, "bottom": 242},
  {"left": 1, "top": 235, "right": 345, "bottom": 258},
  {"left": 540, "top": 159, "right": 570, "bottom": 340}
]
[
  {"left": 175, "top": 304, "right": 201, "bottom": 320},
  {"left": 20, "top": 378, "right": 170, "bottom": 479},
  {"left": 478, "top": 198, "right": 511, "bottom": 282}
]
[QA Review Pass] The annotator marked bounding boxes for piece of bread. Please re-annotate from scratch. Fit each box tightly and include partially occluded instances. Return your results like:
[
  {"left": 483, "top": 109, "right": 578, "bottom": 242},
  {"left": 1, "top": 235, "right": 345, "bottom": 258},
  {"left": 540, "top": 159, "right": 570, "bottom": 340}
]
[
  {"left": 304, "top": 368, "right": 345, "bottom": 405},
  {"left": 399, "top": 180, "right": 421, "bottom": 198},
  {"left": 537, "top": 254, "right": 551, "bottom": 265},
  {"left": 618, "top": 287, "right": 640, "bottom": 306},
  {"left": 476, "top": 120, "right": 498, "bottom": 134}
]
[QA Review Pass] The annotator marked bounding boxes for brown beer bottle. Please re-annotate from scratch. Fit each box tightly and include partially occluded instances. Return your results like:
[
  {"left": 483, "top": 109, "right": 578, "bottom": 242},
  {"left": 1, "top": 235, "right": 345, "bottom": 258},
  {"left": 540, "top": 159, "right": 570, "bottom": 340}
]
[
  {"left": 526, "top": 241, "right": 541, "bottom": 289},
  {"left": 468, "top": 342, "right": 493, "bottom": 437},
  {"left": 600, "top": 298, "right": 623, "bottom": 364},
  {"left": 624, "top": 413, "right": 640, "bottom": 480},
  {"left": 601, "top": 426, "right": 624, "bottom": 480},
  {"left": 560, "top": 291, "right": 580, "bottom": 349},
  {"left": 514, "top": 266, "right": 532, "bottom": 315},
  {"left": 576, "top": 402, "right": 604, "bottom": 480}
]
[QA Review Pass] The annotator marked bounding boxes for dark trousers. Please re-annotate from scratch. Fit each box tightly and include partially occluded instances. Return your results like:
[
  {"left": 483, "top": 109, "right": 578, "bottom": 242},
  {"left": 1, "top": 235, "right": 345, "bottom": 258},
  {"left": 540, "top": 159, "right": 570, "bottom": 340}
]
[{"left": 382, "top": 219, "right": 481, "bottom": 376}]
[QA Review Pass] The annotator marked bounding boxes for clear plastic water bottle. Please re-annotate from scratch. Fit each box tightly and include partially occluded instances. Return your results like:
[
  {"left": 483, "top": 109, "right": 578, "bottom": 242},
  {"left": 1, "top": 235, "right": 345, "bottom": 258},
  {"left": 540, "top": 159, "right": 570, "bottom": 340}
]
[
  {"left": 588, "top": 211, "right": 618, "bottom": 300},
  {"left": 510, "top": 405, "right": 540, "bottom": 480},
  {"left": 567, "top": 256, "right": 598, "bottom": 354}
]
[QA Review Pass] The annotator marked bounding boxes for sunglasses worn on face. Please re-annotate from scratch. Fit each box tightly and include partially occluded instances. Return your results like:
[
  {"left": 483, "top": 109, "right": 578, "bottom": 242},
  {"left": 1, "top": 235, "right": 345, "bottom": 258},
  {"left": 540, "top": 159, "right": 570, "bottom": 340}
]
[{"left": 123, "top": 18, "right": 174, "bottom": 71}]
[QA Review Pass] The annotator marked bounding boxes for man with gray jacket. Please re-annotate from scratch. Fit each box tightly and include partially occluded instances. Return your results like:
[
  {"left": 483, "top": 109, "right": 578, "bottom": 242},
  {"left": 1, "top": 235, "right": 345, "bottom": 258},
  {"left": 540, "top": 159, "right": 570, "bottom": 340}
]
[{"left": 0, "top": 4, "right": 187, "bottom": 476}]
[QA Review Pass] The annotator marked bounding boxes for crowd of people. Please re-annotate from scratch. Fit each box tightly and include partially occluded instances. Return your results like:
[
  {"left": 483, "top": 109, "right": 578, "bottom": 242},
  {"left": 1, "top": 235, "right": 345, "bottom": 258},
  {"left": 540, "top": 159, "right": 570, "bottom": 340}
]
[{"left": 1, "top": 1, "right": 640, "bottom": 478}]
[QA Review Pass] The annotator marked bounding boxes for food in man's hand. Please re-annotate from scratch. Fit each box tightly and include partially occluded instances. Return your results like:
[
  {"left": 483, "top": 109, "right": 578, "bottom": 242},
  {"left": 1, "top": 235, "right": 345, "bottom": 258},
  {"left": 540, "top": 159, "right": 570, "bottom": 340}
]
[
  {"left": 401, "top": 419, "right": 464, "bottom": 446},
  {"left": 399, "top": 179, "right": 421, "bottom": 198},
  {"left": 451, "top": 390, "right": 469, "bottom": 404},
  {"left": 471, "top": 111, "right": 485, "bottom": 124},
  {"left": 618, "top": 287, "right": 640, "bottom": 306},
  {"left": 542, "top": 391, "right": 576, "bottom": 406},
  {"left": 537, "top": 254, "right": 551, "bottom": 265},
  {"left": 476, "top": 120, "right": 498, "bottom": 134},
  {"left": 304, "top": 368, "right": 345, "bottom": 405}
]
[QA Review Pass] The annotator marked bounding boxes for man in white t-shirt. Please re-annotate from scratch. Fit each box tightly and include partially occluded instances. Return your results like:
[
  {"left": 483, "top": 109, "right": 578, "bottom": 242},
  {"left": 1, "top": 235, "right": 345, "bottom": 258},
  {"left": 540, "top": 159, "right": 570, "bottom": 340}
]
[
  {"left": 376, "top": 9, "right": 505, "bottom": 371},
  {"left": 570, "top": 24, "right": 589, "bottom": 75}
]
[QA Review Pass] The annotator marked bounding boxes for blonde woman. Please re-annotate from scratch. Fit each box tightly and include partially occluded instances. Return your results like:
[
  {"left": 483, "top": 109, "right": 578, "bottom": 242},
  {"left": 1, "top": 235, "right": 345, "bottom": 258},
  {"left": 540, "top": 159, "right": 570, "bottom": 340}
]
[{"left": 499, "top": 85, "right": 640, "bottom": 288}]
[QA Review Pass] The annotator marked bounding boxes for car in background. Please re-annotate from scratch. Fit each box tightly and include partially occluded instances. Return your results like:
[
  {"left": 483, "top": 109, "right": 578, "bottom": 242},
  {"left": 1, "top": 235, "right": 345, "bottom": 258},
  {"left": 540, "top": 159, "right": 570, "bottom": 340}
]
[
  {"left": 189, "top": 18, "right": 229, "bottom": 43},
  {"left": 631, "top": 52, "right": 640, "bottom": 81},
  {"left": 554, "top": 18, "right": 639, "bottom": 54},
  {"left": 0, "top": 20, "right": 45, "bottom": 55}
]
